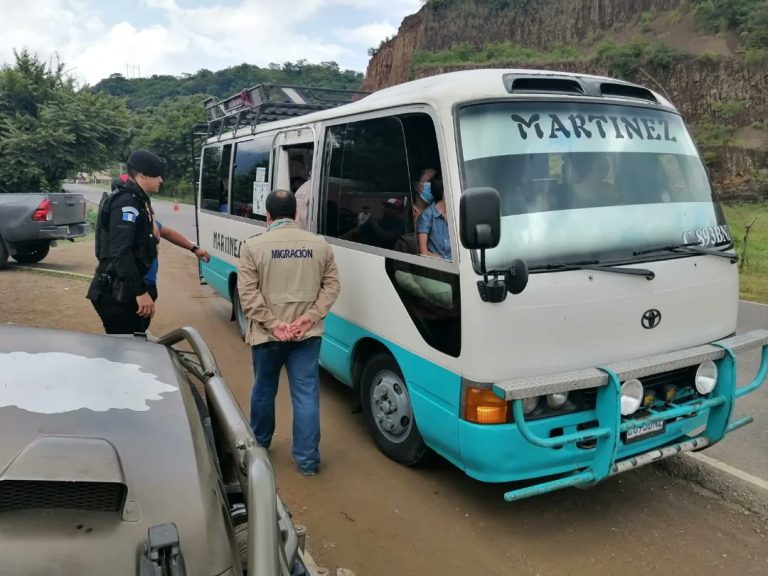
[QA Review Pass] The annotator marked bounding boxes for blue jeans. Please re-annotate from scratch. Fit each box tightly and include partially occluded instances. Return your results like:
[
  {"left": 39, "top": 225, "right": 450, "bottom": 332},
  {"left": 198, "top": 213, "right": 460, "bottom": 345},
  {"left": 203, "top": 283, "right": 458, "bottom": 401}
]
[{"left": 250, "top": 337, "right": 321, "bottom": 473}]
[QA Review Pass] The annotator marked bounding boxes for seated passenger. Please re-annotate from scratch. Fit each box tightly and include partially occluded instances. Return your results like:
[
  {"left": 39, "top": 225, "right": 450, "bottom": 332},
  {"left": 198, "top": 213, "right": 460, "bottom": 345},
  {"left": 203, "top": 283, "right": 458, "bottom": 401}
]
[
  {"left": 342, "top": 198, "right": 409, "bottom": 250},
  {"left": 417, "top": 178, "right": 451, "bottom": 260},
  {"left": 563, "top": 155, "right": 617, "bottom": 209},
  {"left": 412, "top": 168, "right": 437, "bottom": 223}
]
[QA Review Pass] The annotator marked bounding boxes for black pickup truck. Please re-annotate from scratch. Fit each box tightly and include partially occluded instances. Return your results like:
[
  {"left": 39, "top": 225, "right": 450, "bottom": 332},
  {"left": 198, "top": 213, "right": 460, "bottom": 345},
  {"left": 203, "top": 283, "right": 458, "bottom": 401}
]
[{"left": 0, "top": 189, "right": 89, "bottom": 266}]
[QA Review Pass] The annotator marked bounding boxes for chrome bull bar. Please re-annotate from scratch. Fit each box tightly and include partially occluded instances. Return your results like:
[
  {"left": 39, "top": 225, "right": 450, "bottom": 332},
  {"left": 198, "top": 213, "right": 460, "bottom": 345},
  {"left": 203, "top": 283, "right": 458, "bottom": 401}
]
[
  {"left": 158, "top": 326, "right": 308, "bottom": 576},
  {"left": 495, "top": 330, "right": 768, "bottom": 502}
]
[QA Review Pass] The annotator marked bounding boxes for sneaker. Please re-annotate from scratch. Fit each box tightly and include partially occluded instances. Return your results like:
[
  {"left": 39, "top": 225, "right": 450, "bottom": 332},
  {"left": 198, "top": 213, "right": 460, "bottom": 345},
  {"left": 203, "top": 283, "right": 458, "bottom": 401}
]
[{"left": 300, "top": 468, "right": 317, "bottom": 476}]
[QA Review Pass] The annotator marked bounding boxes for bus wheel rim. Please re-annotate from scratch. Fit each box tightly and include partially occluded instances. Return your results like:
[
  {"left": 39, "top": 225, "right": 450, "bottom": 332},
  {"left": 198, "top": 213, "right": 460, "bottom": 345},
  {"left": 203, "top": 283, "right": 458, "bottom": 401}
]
[{"left": 370, "top": 370, "right": 412, "bottom": 443}]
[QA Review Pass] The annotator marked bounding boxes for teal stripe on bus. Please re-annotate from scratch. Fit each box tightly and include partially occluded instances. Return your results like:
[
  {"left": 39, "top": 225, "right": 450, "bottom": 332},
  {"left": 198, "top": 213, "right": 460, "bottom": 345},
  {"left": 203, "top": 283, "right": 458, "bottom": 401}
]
[{"left": 201, "top": 256, "right": 237, "bottom": 301}]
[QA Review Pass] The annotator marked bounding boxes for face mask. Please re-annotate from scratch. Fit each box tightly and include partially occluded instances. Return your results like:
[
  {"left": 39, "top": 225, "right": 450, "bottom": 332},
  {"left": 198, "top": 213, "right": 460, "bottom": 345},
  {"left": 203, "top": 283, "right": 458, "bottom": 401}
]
[{"left": 420, "top": 181, "right": 434, "bottom": 204}]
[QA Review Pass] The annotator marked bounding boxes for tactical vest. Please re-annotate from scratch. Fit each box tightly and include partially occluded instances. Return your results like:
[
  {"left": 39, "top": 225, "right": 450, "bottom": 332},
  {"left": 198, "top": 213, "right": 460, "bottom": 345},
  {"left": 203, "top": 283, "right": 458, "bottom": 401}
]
[{"left": 94, "top": 186, "right": 157, "bottom": 265}]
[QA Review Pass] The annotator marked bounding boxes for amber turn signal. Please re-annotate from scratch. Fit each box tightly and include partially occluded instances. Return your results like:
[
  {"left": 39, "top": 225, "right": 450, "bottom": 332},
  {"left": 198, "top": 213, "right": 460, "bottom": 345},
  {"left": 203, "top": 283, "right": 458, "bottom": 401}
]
[{"left": 465, "top": 387, "right": 508, "bottom": 424}]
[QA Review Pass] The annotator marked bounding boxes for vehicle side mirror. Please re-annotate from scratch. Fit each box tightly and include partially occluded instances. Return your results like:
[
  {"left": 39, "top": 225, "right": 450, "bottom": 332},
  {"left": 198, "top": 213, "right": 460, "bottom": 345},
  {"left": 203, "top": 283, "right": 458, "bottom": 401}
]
[
  {"left": 459, "top": 188, "right": 501, "bottom": 250},
  {"left": 504, "top": 259, "right": 529, "bottom": 295},
  {"left": 460, "top": 188, "right": 508, "bottom": 303}
]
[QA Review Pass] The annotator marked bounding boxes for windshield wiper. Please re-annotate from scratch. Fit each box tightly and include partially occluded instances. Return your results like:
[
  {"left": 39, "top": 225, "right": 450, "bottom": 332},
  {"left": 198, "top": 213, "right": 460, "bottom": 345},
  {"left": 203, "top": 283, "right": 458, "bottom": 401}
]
[
  {"left": 532, "top": 260, "right": 655, "bottom": 280},
  {"left": 633, "top": 242, "right": 737, "bottom": 262}
]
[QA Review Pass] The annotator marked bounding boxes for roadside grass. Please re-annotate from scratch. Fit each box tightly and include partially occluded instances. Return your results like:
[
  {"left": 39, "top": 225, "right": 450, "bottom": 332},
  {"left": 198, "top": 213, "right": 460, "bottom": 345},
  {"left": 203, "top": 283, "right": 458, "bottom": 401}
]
[{"left": 722, "top": 203, "right": 768, "bottom": 303}]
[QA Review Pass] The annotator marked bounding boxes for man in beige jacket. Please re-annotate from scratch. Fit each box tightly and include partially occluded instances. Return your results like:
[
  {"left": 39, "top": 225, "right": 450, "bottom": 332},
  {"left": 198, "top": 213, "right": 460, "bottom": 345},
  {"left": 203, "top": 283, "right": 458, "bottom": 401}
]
[{"left": 238, "top": 189, "right": 340, "bottom": 475}]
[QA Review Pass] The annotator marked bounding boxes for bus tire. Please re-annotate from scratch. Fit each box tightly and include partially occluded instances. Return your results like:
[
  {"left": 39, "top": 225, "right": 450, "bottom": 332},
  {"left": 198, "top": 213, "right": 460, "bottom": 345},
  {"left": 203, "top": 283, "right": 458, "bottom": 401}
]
[
  {"left": 361, "top": 353, "right": 426, "bottom": 465},
  {"left": 232, "top": 285, "right": 248, "bottom": 341},
  {"left": 0, "top": 237, "right": 8, "bottom": 268}
]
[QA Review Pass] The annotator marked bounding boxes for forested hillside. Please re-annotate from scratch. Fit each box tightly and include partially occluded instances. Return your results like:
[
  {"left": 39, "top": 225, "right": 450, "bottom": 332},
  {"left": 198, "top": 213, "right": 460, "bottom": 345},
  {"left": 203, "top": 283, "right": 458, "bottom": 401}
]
[{"left": 92, "top": 61, "right": 364, "bottom": 110}]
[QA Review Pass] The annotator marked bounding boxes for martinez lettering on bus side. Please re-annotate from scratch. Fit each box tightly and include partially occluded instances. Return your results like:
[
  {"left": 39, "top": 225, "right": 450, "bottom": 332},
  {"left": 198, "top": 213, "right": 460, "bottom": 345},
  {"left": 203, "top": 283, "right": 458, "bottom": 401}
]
[
  {"left": 212, "top": 231, "right": 243, "bottom": 258},
  {"left": 510, "top": 113, "right": 677, "bottom": 142}
]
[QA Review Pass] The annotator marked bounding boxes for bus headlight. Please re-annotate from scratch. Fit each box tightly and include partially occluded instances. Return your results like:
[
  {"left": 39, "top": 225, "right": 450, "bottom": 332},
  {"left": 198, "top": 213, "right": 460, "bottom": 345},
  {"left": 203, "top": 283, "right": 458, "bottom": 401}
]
[
  {"left": 695, "top": 361, "right": 718, "bottom": 395},
  {"left": 621, "top": 379, "right": 644, "bottom": 416},
  {"left": 522, "top": 396, "right": 539, "bottom": 415},
  {"left": 546, "top": 391, "right": 569, "bottom": 409}
]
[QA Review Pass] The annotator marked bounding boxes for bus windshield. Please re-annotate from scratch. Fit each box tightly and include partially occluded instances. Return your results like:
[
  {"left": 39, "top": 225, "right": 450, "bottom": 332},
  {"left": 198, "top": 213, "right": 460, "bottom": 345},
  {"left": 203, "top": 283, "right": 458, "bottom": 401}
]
[{"left": 457, "top": 101, "right": 730, "bottom": 270}]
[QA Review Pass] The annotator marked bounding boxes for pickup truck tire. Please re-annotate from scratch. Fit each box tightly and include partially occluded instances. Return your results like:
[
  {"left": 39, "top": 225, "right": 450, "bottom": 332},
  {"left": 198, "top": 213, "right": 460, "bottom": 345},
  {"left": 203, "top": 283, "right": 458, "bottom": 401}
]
[{"left": 12, "top": 242, "right": 50, "bottom": 264}]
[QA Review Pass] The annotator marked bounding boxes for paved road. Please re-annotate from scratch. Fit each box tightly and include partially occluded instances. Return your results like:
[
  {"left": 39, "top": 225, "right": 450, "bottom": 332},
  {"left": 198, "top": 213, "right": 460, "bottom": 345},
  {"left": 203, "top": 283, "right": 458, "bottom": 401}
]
[
  {"left": 64, "top": 183, "right": 197, "bottom": 241},
  {"left": 64, "top": 181, "right": 768, "bottom": 480}
]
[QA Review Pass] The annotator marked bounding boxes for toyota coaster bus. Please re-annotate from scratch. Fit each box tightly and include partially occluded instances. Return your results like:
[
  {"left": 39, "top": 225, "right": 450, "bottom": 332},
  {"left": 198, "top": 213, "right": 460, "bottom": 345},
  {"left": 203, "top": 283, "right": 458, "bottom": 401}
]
[{"left": 193, "top": 70, "right": 768, "bottom": 501}]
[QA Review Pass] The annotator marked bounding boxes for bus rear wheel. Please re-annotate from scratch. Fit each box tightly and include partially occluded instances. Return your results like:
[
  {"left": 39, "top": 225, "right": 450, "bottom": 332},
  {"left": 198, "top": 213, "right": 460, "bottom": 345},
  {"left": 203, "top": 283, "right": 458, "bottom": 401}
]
[{"left": 361, "top": 353, "right": 426, "bottom": 465}]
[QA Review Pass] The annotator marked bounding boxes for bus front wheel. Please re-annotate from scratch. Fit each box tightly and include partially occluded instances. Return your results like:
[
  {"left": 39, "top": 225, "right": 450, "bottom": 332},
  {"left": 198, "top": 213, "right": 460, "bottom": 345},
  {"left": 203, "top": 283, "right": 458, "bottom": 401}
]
[
  {"left": 361, "top": 353, "right": 426, "bottom": 465},
  {"left": 233, "top": 285, "right": 247, "bottom": 341}
]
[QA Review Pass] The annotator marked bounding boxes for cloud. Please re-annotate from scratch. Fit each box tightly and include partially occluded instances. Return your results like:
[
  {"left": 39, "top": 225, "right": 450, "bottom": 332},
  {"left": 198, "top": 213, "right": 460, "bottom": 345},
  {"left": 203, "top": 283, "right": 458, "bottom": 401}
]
[
  {"left": 0, "top": 0, "right": 424, "bottom": 84},
  {"left": 0, "top": 0, "right": 106, "bottom": 80},
  {"left": 333, "top": 21, "right": 399, "bottom": 47}
]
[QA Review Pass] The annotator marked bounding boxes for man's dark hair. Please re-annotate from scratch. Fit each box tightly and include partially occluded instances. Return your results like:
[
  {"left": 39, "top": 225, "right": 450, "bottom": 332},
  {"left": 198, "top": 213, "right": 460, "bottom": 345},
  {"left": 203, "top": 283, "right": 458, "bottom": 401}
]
[{"left": 266, "top": 189, "right": 297, "bottom": 220}]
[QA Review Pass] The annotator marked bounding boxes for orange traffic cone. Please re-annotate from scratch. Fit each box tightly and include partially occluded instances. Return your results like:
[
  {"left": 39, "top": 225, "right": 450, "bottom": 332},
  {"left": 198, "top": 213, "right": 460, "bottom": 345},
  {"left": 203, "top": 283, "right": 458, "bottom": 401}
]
[{"left": 173, "top": 199, "right": 179, "bottom": 212}]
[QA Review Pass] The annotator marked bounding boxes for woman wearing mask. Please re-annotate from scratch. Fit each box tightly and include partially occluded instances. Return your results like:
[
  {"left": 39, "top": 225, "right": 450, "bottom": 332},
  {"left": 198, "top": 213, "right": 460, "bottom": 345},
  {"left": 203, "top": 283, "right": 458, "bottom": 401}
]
[
  {"left": 417, "top": 177, "right": 451, "bottom": 260},
  {"left": 412, "top": 168, "right": 437, "bottom": 223}
]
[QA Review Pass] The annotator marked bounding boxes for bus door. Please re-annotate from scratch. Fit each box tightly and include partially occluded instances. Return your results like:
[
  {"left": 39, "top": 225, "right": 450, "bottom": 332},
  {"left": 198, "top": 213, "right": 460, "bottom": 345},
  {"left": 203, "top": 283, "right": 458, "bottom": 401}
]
[{"left": 272, "top": 127, "right": 317, "bottom": 229}]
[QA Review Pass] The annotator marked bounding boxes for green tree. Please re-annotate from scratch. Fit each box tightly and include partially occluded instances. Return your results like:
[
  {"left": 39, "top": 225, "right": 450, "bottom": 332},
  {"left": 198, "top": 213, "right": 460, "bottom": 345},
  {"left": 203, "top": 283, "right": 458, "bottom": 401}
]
[
  {"left": 129, "top": 94, "right": 208, "bottom": 198},
  {"left": 0, "top": 50, "right": 131, "bottom": 191}
]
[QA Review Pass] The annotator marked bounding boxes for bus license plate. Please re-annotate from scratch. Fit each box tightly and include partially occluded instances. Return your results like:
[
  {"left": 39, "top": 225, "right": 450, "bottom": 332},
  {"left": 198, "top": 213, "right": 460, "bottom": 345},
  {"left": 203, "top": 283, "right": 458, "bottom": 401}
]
[{"left": 625, "top": 420, "right": 665, "bottom": 443}]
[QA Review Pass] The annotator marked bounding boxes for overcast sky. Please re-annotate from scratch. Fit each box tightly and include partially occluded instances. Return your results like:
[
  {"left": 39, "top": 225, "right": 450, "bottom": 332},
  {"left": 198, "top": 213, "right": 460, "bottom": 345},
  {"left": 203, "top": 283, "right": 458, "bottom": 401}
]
[{"left": 0, "top": 0, "right": 422, "bottom": 85}]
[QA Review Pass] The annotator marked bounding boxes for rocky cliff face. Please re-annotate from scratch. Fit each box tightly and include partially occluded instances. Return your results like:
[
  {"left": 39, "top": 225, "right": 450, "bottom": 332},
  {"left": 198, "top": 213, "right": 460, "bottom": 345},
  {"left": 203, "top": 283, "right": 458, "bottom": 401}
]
[{"left": 363, "top": 0, "right": 681, "bottom": 91}]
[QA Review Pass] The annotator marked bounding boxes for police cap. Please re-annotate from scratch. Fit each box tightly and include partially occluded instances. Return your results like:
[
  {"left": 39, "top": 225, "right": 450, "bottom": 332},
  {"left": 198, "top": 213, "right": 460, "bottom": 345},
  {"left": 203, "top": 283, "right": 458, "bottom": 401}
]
[{"left": 127, "top": 149, "right": 166, "bottom": 178}]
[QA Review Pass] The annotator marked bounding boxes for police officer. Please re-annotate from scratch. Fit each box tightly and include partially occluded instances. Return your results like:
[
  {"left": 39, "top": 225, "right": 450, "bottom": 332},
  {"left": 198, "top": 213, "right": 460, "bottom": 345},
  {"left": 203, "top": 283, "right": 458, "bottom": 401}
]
[
  {"left": 87, "top": 149, "right": 208, "bottom": 334},
  {"left": 238, "top": 189, "right": 340, "bottom": 476}
]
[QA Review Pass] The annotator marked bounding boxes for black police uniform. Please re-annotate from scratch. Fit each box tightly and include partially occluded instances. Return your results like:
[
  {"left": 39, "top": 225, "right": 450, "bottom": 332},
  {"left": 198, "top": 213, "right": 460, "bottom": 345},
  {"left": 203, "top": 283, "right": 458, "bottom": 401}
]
[{"left": 87, "top": 178, "right": 159, "bottom": 334}]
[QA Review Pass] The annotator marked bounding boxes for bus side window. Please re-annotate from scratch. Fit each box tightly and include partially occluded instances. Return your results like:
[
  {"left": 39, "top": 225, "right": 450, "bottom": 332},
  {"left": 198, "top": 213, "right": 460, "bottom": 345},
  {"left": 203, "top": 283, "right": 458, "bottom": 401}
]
[
  {"left": 321, "top": 113, "right": 444, "bottom": 257},
  {"left": 321, "top": 117, "right": 412, "bottom": 250},
  {"left": 232, "top": 138, "right": 271, "bottom": 221},
  {"left": 201, "top": 145, "right": 224, "bottom": 212}
]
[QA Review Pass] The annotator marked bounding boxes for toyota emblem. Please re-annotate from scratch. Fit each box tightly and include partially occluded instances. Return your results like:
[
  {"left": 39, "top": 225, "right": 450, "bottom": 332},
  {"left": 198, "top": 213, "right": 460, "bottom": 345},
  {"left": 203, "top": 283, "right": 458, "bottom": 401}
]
[{"left": 641, "top": 309, "right": 662, "bottom": 329}]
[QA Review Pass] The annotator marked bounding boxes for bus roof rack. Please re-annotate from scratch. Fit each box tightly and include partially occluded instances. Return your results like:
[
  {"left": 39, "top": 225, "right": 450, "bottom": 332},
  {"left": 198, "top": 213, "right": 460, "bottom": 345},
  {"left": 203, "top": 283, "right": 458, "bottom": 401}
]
[{"left": 202, "top": 83, "right": 370, "bottom": 138}]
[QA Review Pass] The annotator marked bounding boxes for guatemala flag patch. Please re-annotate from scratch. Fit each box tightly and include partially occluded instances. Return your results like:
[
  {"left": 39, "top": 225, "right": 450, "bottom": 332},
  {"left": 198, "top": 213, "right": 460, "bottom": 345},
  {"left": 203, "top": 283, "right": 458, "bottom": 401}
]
[{"left": 121, "top": 206, "right": 139, "bottom": 223}]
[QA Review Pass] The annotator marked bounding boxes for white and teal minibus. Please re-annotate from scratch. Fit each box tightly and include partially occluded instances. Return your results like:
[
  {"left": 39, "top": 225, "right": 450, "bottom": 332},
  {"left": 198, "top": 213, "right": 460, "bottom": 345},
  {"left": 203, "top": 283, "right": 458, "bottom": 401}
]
[{"left": 195, "top": 71, "right": 768, "bottom": 501}]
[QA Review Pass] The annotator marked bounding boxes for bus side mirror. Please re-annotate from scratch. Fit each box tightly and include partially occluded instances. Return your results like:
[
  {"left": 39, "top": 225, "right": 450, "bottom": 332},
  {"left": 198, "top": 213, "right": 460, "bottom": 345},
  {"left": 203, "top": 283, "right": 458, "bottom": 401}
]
[
  {"left": 460, "top": 188, "right": 507, "bottom": 303},
  {"left": 459, "top": 188, "right": 501, "bottom": 250}
]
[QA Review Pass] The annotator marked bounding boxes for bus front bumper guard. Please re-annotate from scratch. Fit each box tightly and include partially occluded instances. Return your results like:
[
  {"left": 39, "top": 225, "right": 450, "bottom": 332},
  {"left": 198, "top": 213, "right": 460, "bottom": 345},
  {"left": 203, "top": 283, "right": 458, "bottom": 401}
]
[{"left": 492, "top": 330, "right": 768, "bottom": 502}]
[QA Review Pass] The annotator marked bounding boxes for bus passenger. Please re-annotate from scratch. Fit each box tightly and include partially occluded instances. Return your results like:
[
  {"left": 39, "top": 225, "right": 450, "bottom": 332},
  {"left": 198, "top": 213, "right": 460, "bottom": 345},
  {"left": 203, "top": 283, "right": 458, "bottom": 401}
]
[
  {"left": 412, "top": 168, "right": 437, "bottom": 223},
  {"left": 563, "top": 154, "right": 617, "bottom": 208},
  {"left": 295, "top": 176, "right": 311, "bottom": 230},
  {"left": 417, "top": 178, "right": 451, "bottom": 260}
]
